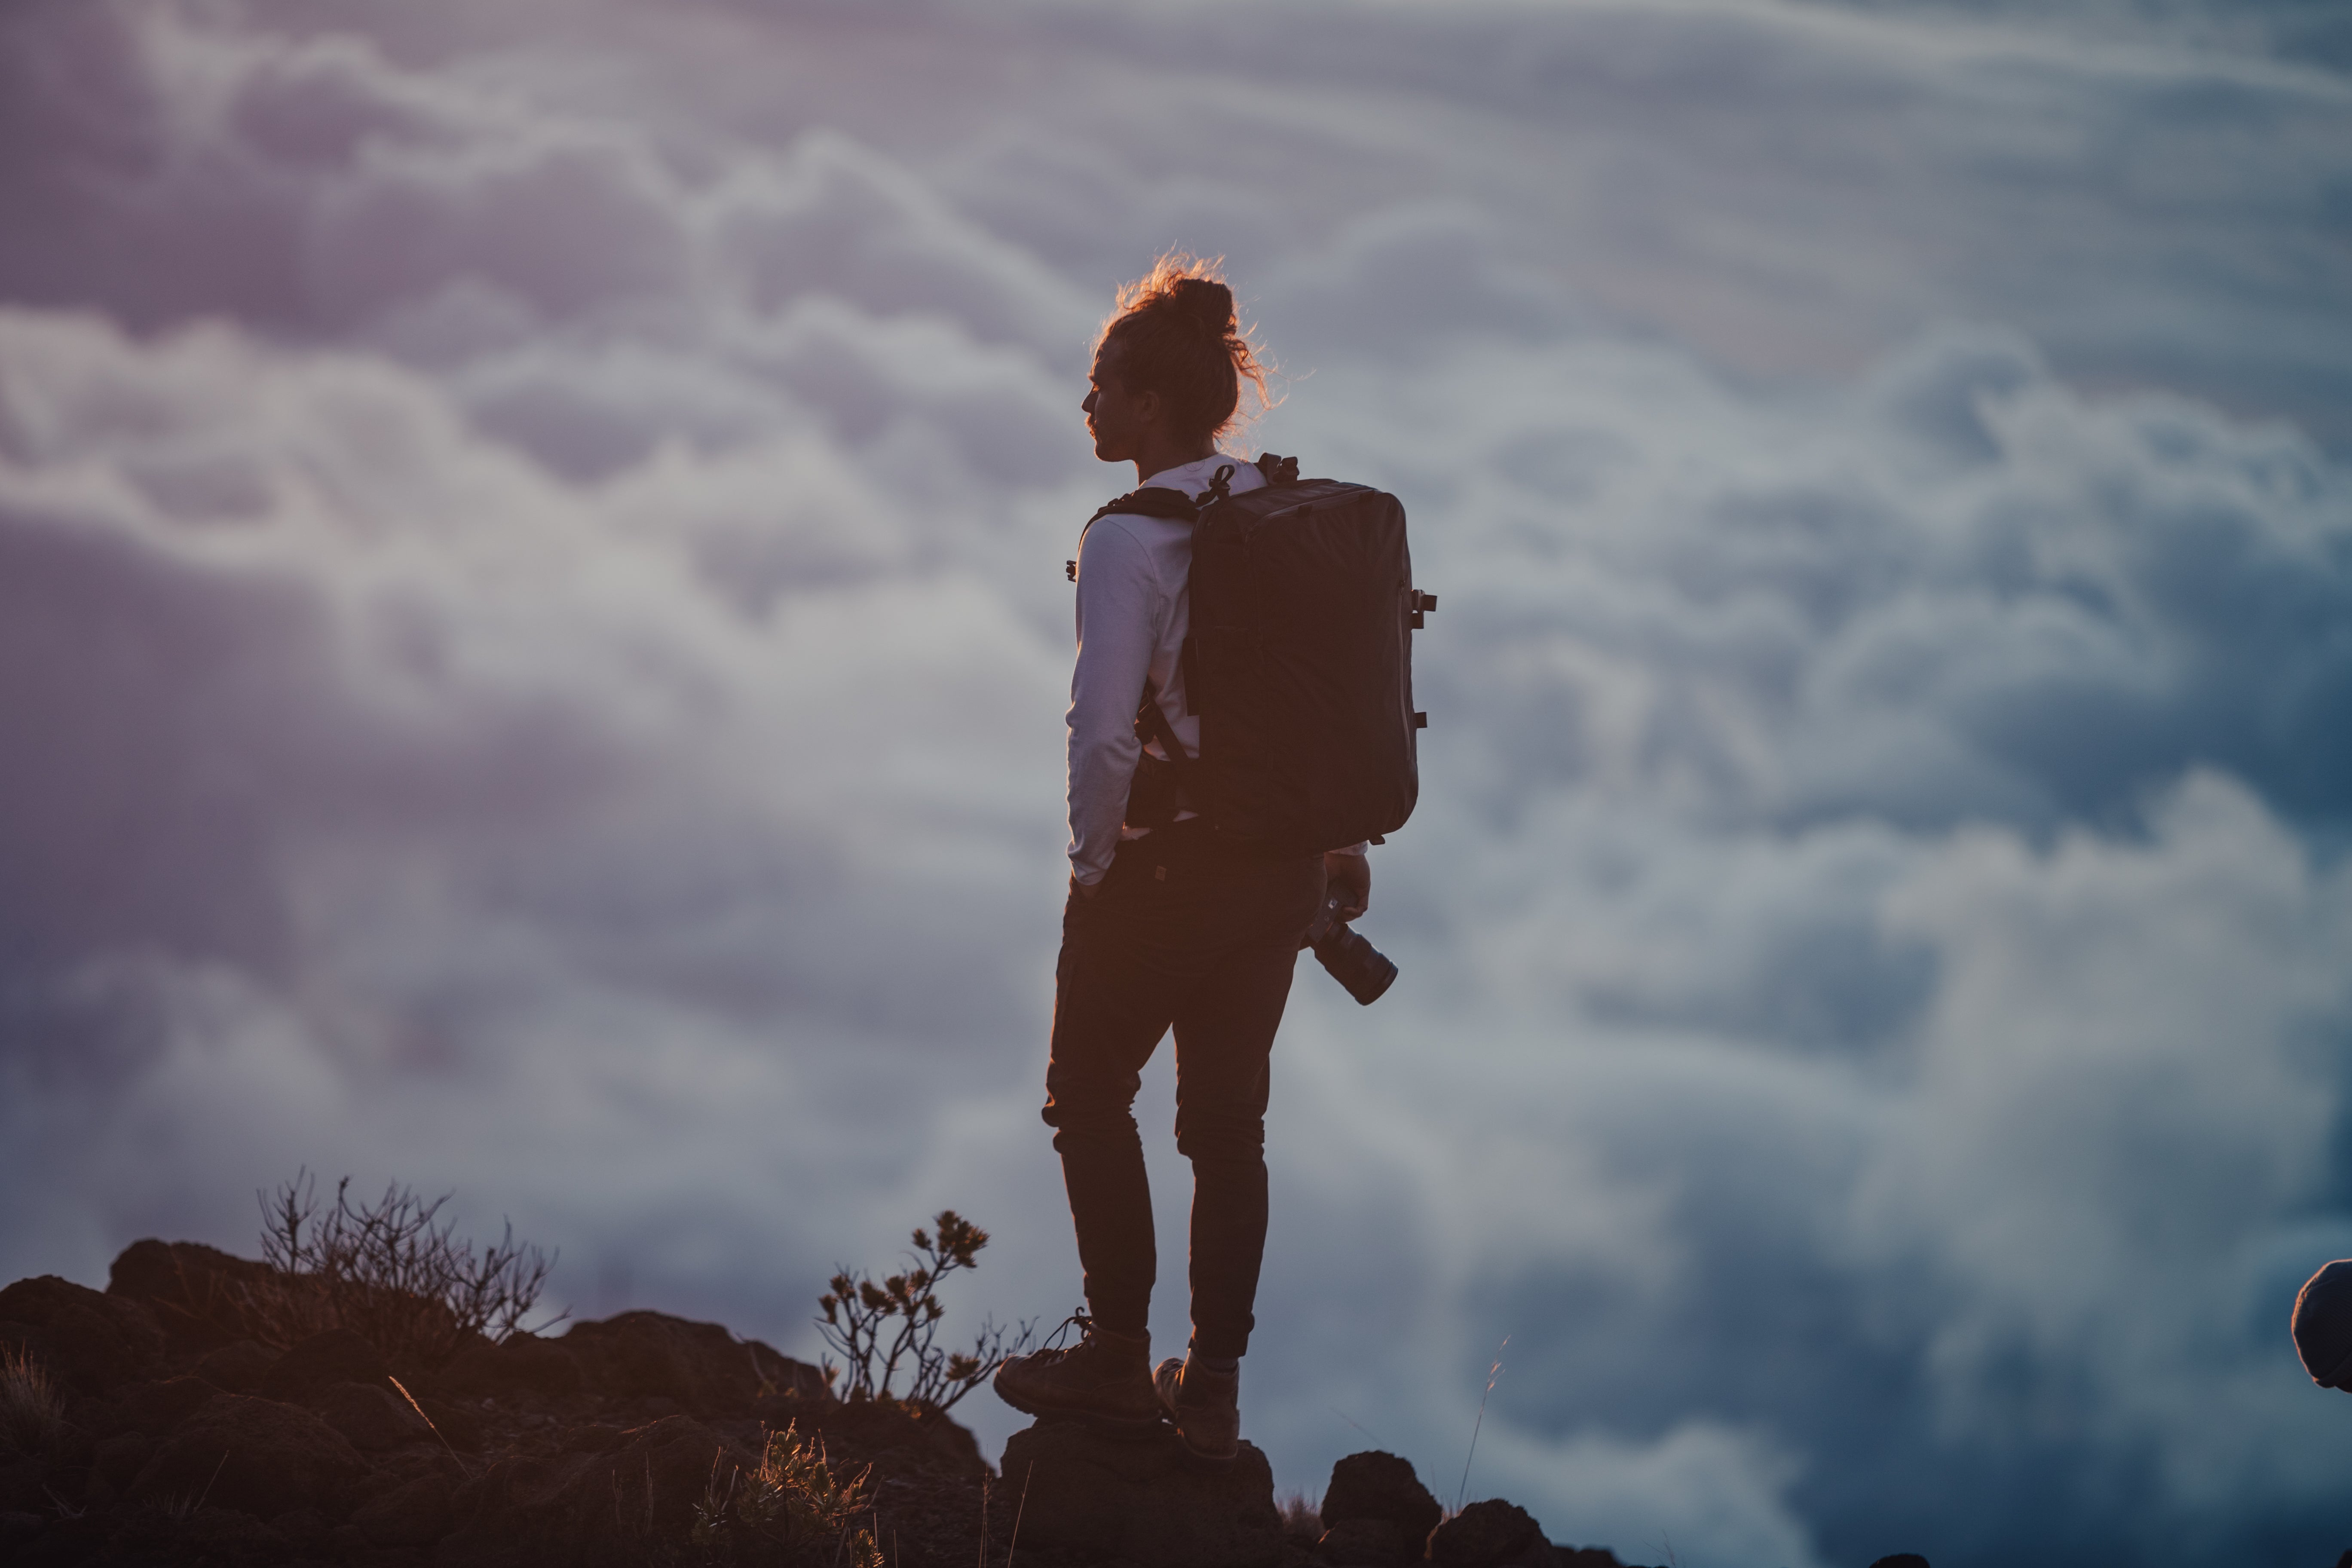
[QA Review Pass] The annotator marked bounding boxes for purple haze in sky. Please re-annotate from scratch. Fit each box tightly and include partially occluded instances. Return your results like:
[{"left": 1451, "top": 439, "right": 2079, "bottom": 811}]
[{"left": 3, "top": 3, "right": 2350, "bottom": 1564}]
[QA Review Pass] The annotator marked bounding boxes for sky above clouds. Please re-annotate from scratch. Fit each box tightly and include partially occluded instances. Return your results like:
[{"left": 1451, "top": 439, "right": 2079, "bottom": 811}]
[{"left": 3, "top": 2, "right": 2349, "bottom": 1564}]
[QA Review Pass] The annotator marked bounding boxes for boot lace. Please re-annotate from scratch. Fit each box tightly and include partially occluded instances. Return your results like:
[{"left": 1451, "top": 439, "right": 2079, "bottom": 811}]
[{"left": 1040, "top": 1311, "right": 1097, "bottom": 1352}]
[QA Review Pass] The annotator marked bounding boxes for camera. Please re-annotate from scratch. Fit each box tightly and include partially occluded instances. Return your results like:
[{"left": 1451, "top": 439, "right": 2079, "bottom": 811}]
[{"left": 1302, "top": 887, "right": 1398, "bottom": 1006}]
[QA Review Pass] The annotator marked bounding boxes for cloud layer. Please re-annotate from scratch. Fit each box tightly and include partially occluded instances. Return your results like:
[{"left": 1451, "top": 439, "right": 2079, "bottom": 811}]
[{"left": 3, "top": 3, "right": 2349, "bottom": 1564}]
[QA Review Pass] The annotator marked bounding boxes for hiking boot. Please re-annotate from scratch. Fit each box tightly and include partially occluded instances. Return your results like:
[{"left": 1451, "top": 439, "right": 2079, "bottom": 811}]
[
  {"left": 1153, "top": 1354, "right": 1240, "bottom": 1461},
  {"left": 992, "top": 1317, "right": 1159, "bottom": 1428}
]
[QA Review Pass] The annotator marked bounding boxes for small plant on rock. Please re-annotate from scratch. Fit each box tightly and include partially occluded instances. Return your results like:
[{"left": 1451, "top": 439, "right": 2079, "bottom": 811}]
[
  {"left": 692, "top": 1421, "right": 882, "bottom": 1567},
  {"left": 242, "top": 1169, "right": 563, "bottom": 1370},
  {"left": 815, "top": 1210, "right": 1031, "bottom": 1411},
  {"left": 0, "top": 1344, "right": 68, "bottom": 1461}
]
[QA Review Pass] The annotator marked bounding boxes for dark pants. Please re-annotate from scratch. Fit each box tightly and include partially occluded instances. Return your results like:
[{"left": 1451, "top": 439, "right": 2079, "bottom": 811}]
[{"left": 1042, "top": 821, "right": 1323, "bottom": 1360}]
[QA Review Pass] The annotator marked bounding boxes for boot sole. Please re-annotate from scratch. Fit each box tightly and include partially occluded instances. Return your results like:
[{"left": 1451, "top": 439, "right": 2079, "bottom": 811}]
[
  {"left": 1167, "top": 1429, "right": 1240, "bottom": 1464},
  {"left": 992, "top": 1379, "right": 1166, "bottom": 1434}
]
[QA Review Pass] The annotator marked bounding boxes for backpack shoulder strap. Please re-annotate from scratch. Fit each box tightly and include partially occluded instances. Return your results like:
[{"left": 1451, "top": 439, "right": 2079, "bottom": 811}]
[
  {"left": 1102, "top": 486, "right": 1202, "bottom": 521},
  {"left": 1066, "top": 487, "right": 1199, "bottom": 580}
]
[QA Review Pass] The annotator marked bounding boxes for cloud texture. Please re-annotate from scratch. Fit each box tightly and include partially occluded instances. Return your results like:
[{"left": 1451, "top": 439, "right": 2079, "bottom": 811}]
[{"left": 3, "top": 3, "right": 2349, "bottom": 1564}]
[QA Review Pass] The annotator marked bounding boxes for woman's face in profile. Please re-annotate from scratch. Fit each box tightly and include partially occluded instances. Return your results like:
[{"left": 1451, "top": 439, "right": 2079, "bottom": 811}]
[{"left": 1082, "top": 347, "right": 1150, "bottom": 465}]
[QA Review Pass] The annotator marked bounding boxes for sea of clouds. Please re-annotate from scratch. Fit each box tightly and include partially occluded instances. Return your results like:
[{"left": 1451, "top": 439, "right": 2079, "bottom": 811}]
[{"left": 3, "top": 2, "right": 2349, "bottom": 1564}]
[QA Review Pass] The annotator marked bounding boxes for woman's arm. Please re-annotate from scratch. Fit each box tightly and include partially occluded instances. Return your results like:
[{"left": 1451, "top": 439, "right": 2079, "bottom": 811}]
[{"left": 1066, "top": 519, "right": 1164, "bottom": 887}]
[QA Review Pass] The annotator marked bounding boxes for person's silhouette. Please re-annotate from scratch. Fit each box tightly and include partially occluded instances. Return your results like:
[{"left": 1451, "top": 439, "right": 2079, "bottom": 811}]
[{"left": 991, "top": 256, "right": 1363, "bottom": 1463}]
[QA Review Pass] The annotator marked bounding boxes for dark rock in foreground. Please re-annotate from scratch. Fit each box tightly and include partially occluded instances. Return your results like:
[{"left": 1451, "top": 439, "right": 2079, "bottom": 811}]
[
  {"left": 1000, "top": 1416, "right": 1284, "bottom": 1568},
  {"left": 0, "top": 1237, "right": 1687, "bottom": 1568},
  {"left": 0, "top": 1276, "right": 166, "bottom": 1392},
  {"left": 256, "top": 1327, "right": 391, "bottom": 1403},
  {"left": 1321, "top": 1449, "right": 1443, "bottom": 1550},
  {"left": 1320, "top": 1513, "right": 1415, "bottom": 1565},
  {"left": 1429, "top": 1497, "right": 1555, "bottom": 1567},
  {"left": 436, "top": 1413, "right": 748, "bottom": 1567},
  {"left": 0, "top": 1238, "right": 940, "bottom": 1566},
  {"left": 105, "top": 1239, "right": 282, "bottom": 1351},
  {"left": 560, "top": 1308, "right": 827, "bottom": 1415},
  {"left": 190, "top": 1338, "right": 280, "bottom": 1393},
  {"left": 319, "top": 1379, "right": 435, "bottom": 1451},
  {"left": 128, "top": 1393, "right": 369, "bottom": 1516},
  {"left": 440, "top": 1329, "right": 581, "bottom": 1398}
]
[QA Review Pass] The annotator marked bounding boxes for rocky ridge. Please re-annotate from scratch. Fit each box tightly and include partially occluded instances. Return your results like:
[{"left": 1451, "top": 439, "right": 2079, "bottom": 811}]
[{"left": 0, "top": 1240, "right": 1884, "bottom": 1567}]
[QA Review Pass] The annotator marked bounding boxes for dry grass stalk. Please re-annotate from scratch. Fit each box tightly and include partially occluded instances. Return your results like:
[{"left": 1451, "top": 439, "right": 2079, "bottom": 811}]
[
  {"left": 1455, "top": 1335, "right": 1508, "bottom": 1513},
  {"left": 1005, "top": 1459, "right": 1032, "bottom": 1568},
  {"left": 0, "top": 1344, "right": 68, "bottom": 1461},
  {"left": 691, "top": 1421, "right": 882, "bottom": 1565}
]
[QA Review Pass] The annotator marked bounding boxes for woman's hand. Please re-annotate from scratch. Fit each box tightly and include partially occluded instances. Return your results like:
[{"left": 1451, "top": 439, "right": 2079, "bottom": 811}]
[{"left": 1322, "top": 850, "right": 1371, "bottom": 923}]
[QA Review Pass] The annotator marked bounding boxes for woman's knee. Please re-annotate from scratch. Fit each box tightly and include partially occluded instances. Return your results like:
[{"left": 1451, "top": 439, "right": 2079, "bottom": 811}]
[
  {"left": 1042, "top": 1083, "right": 1144, "bottom": 1144},
  {"left": 1173, "top": 1107, "right": 1266, "bottom": 1163}
]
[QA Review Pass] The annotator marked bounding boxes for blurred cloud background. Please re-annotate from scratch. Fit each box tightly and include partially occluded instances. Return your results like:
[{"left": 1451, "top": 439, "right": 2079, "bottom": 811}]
[{"left": 3, "top": 1, "right": 2349, "bottom": 1562}]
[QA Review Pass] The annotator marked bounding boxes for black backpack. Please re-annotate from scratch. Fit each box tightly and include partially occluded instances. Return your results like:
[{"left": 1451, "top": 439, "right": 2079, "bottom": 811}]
[{"left": 1068, "top": 454, "right": 1435, "bottom": 858}]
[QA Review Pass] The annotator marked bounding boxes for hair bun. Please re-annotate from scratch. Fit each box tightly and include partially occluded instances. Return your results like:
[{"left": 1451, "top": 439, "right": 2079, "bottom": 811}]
[
  {"left": 1169, "top": 276, "right": 1234, "bottom": 333},
  {"left": 1096, "top": 254, "right": 1268, "bottom": 446}
]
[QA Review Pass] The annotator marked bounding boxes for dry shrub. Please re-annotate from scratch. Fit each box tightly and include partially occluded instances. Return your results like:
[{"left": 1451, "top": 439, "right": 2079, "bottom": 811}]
[
  {"left": 0, "top": 1343, "right": 68, "bottom": 1461},
  {"left": 239, "top": 1170, "right": 561, "bottom": 1371},
  {"left": 815, "top": 1210, "right": 1031, "bottom": 1412}
]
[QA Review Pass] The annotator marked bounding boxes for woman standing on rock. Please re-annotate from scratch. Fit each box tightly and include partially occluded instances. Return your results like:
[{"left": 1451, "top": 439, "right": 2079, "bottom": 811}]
[{"left": 992, "top": 257, "right": 1371, "bottom": 1462}]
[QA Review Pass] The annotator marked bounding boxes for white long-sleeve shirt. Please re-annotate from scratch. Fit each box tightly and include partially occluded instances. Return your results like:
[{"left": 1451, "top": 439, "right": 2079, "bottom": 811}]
[
  {"left": 1065, "top": 453, "right": 1366, "bottom": 884},
  {"left": 1065, "top": 454, "right": 1257, "bottom": 884}
]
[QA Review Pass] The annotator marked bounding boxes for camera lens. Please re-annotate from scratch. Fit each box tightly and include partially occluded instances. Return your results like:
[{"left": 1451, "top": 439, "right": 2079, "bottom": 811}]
[{"left": 1313, "top": 925, "right": 1398, "bottom": 1006}]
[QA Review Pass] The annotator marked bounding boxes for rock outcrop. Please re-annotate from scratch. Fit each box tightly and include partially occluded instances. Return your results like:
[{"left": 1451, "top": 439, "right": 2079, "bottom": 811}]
[
  {"left": 1320, "top": 1449, "right": 1443, "bottom": 1558},
  {"left": 435, "top": 1412, "right": 752, "bottom": 1568},
  {"left": 127, "top": 1393, "right": 371, "bottom": 1516},
  {"left": 255, "top": 1328, "right": 392, "bottom": 1403},
  {"left": 0, "top": 1240, "right": 894, "bottom": 1566},
  {"left": 1428, "top": 1498, "right": 1555, "bottom": 1568},
  {"left": 998, "top": 1417, "right": 1285, "bottom": 1568},
  {"left": 0, "top": 1276, "right": 167, "bottom": 1392},
  {"left": 0, "top": 1237, "right": 1828, "bottom": 1567},
  {"left": 557, "top": 1307, "right": 826, "bottom": 1415}
]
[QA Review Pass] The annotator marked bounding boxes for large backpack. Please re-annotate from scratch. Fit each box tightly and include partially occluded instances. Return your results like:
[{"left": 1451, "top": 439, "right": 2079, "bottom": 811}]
[{"left": 1069, "top": 453, "right": 1435, "bottom": 858}]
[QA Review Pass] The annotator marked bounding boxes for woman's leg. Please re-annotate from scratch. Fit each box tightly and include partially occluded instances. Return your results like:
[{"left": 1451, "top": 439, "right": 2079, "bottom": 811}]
[
  {"left": 1169, "top": 856, "right": 1322, "bottom": 1359},
  {"left": 1041, "top": 874, "right": 1180, "bottom": 1337}
]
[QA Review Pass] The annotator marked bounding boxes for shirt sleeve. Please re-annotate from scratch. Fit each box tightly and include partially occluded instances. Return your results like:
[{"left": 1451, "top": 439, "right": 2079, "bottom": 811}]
[{"left": 1066, "top": 519, "right": 1165, "bottom": 885}]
